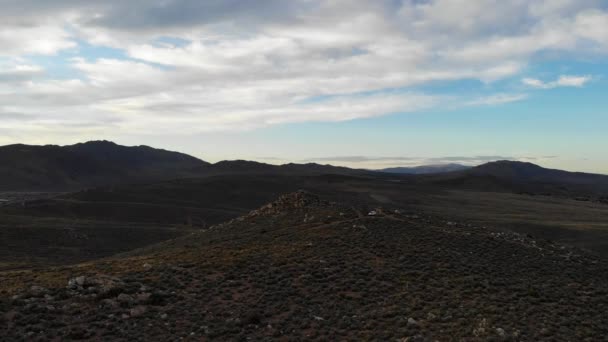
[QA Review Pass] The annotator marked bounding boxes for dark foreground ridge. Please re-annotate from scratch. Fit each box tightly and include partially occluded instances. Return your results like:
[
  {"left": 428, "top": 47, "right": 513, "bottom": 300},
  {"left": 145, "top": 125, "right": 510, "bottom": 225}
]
[{"left": 1, "top": 191, "right": 608, "bottom": 341}]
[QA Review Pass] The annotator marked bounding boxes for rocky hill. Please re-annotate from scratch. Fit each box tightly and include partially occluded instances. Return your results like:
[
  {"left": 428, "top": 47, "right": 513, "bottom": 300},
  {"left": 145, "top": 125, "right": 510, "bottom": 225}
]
[{"left": 2, "top": 191, "right": 607, "bottom": 340}]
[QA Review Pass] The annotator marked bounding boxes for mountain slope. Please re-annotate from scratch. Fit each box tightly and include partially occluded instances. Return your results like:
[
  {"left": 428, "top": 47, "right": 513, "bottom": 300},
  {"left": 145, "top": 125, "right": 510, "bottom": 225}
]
[
  {"left": 2, "top": 191, "right": 607, "bottom": 340},
  {"left": 0, "top": 141, "right": 374, "bottom": 191},
  {"left": 0, "top": 141, "right": 210, "bottom": 191},
  {"left": 425, "top": 160, "right": 608, "bottom": 197},
  {"left": 469, "top": 160, "right": 608, "bottom": 184}
]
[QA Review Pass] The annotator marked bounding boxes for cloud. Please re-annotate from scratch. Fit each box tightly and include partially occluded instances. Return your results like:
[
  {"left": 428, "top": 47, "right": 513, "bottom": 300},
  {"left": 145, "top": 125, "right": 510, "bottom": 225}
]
[
  {"left": 466, "top": 93, "right": 528, "bottom": 106},
  {"left": 0, "top": 1, "right": 607, "bottom": 136},
  {"left": 0, "top": 110, "right": 35, "bottom": 121},
  {"left": 522, "top": 75, "right": 592, "bottom": 89},
  {"left": 0, "top": 20, "right": 76, "bottom": 57},
  {"left": 301, "top": 154, "right": 560, "bottom": 168},
  {"left": 0, "top": 63, "right": 44, "bottom": 82},
  {"left": 555, "top": 75, "right": 593, "bottom": 87},
  {"left": 305, "top": 156, "right": 418, "bottom": 163}
]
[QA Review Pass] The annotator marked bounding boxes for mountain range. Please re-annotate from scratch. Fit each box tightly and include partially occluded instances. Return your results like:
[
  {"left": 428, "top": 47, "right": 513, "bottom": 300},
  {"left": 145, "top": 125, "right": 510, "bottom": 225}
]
[
  {"left": 2, "top": 141, "right": 607, "bottom": 200},
  {"left": 0, "top": 141, "right": 367, "bottom": 191},
  {"left": 2, "top": 140, "right": 608, "bottom": 340}
]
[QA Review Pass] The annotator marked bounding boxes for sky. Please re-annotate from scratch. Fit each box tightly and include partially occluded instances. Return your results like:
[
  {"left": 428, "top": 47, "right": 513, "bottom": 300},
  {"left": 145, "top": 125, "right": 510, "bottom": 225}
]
[{"left": 1, "top": 0, "right": 607, "bottom": 173}]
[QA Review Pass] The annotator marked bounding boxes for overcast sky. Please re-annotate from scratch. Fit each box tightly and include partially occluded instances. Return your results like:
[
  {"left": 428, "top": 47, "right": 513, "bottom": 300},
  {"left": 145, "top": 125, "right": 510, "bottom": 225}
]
[{"left": 1, "top": 0, "right": 607, "bottom": 172}]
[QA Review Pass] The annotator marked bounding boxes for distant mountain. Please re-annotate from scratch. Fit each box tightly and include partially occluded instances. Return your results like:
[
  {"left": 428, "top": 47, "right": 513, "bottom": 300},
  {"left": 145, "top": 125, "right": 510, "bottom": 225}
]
[
  {"left": 469, "top": 160, "right": 608, "bottom": 183},
  {"left": 0, "top": 141, "right": 210, "bottom": 191},
  {"left": 0, "top": 141, "right": 373, "bottom": 191},
  {"left": 426, "top": 160, "right": 608, "bottom": 198},
  {"left": 379, "top": 163, "right": 470, "bottom": 174}
]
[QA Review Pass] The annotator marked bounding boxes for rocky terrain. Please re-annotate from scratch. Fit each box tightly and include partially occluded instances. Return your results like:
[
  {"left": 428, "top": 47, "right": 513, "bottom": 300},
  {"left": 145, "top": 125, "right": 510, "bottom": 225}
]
[{"left": 2, "top": 191, "right": 607, "bottom": 341}]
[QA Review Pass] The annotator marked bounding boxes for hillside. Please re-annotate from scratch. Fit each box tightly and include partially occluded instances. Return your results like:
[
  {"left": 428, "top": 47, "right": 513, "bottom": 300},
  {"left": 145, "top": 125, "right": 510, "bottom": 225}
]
[
  {"left": 1, "top": 191, "right": 607, "bottom": 340},
  {"left": 424, "top": 160, "right": 608, "bottom": 199},
  {"left": 470, "top": 161, "right": 608, "bottom": 184},
  {"left": 3, "top": 168, "right": 608, "bottom": 269},
  {"left": 0, "top": 141, "right": 376, "bottom": 191},
  {"left": 0, "top": 141, "right": 209, "bottom": 191}
]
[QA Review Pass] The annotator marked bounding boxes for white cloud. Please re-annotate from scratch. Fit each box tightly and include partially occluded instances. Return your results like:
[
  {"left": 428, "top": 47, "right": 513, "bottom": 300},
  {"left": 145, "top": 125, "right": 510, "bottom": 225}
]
[
  {"left": 522, "top": 75, "right": 592, "bottom": 89},
  {"left": 556, "top": 75, "right": 593, "bottom": 87},
  {"left": 0, "top": 21, "right": 76, "bottom": 57},
  {"left": 575, "top": 10, "right": 608, "bottom": 46},
  {"left": 466, "top": 94, "right": 528, "bottom": 106},
  {"left": 0, "top": 1, "right": 607, "bottom": 136},
  {"left": 298, "top": 154, "right": 559, "bottom": 169},
  {"left": 0, "top": 62, "right": 44, "bottom": 82}
]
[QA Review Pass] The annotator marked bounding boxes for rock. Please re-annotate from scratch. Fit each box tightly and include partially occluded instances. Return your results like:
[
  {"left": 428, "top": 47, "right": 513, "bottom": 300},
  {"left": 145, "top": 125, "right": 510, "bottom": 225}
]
[
  {"left": 117, "top": 293, "right": 134, "bottom": 305},
  {"left": 136, "top": 292, "right": 152, "bottom": 304},
  {"left": 68, "top": 276, "right": 87, "bottom": 289},
  {"left": 407, "top": 318, "right": 418, "bottom": 326},
  {"left": 473, "top": 318, "right": 488, "bottom": 337},
  {"left": 130, "top": 305, "right": 147, "bottom": 317},
  {"left": 496, "top": 327, "right": 506, "bottom": 337},
  {"left": 426, "top": 312, "right": 437, "bottom": 321},
  {"left": 101, "top": 299, "right": 119, "bottom": 309},
  {"left": 28, "top": 286, "right": 48, "bottom": 298},
  {"left": 143, "top": 263, "right": 152, "bottom": 270}
]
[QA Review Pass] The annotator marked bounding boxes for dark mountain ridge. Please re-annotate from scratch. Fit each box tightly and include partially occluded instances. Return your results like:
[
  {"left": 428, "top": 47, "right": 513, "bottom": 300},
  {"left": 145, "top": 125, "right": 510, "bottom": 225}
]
[
  {"left": 424, "top": 160, "right": 608, "bottom": 198},
  {"left": 0, "top": 141, "right": 373, "bottom": 191},
  {"left": 470, "top": 160, "right": 608, "bottom": 183},
  {"left": 2, "top": 140, "right": 607, "bottom": 198},
  {"left": 0, "top": 141, "right": 209, "bottom": 191}
]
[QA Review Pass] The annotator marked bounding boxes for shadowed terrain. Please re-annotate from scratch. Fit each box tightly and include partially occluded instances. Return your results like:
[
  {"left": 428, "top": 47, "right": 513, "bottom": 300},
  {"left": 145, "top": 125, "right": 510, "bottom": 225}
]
[
  {"left": 2, "top": 142, "right": 608, "bottom": 340},
  {"left": 1, "top": 192, "right": 607, "bottom": 340},
  {"left": 2, "top": 168, "right": 608, "bottom": 269},
  {"left": 0, "top": 141, "right": 371, "bottom": 191}
]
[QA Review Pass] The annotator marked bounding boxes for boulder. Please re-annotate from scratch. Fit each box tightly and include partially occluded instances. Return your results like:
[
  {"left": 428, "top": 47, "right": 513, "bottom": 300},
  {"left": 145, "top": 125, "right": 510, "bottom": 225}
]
[{"left": 130, "top": 305, "right": 147, "bottom": 317}]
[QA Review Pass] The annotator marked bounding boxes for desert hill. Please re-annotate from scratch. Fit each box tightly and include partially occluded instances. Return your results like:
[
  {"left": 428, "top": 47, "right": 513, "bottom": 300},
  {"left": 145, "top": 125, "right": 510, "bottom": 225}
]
[{"left": 1, "top": 191, "right": 607, "bottom": 340}]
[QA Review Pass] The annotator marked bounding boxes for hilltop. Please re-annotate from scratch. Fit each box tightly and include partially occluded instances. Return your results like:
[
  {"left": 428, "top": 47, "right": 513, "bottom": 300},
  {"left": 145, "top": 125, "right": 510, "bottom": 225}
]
[
  {"left": 1, "top": 191, "right": 607, "bottom": 340},
  {"left": 422, "top": 160, "right": 608, "bottom": 199}
]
